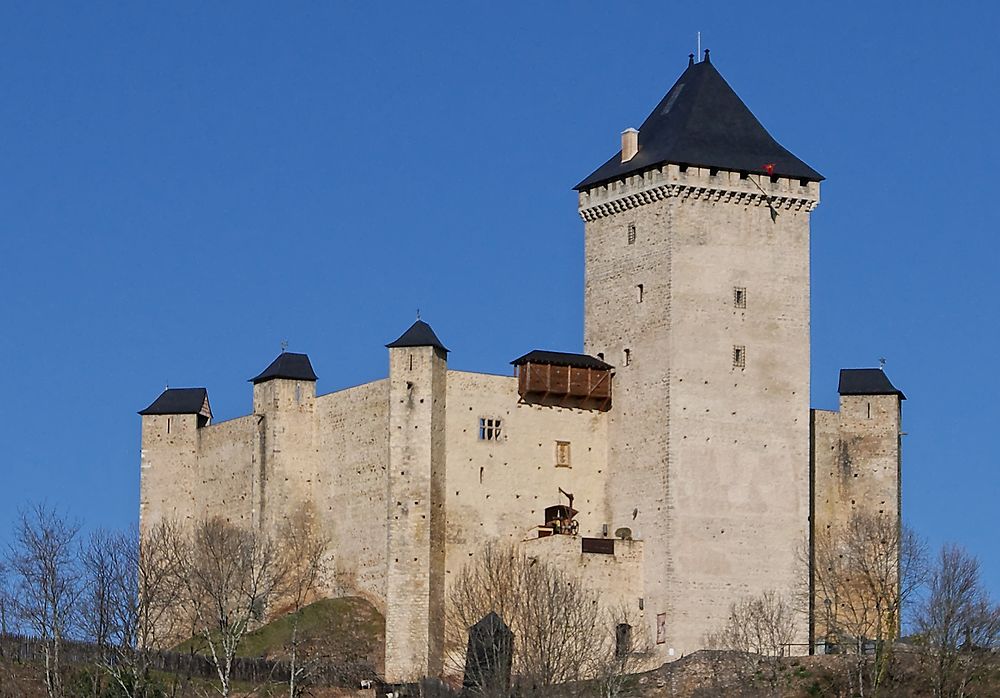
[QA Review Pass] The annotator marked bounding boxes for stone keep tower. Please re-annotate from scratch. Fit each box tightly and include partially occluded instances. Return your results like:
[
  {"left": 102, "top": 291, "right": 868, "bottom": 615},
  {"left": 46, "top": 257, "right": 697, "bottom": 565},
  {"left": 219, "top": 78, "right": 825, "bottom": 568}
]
[{"left": 576, "top": 52, "right": 822, "bottom": 658}]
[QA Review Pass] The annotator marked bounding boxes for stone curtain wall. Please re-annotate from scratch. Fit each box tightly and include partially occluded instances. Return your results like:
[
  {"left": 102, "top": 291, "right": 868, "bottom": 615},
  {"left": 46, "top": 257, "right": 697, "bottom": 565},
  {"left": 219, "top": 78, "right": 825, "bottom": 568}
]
[{"left": 316, "top": 379, "right": 391, "bottom": 607}]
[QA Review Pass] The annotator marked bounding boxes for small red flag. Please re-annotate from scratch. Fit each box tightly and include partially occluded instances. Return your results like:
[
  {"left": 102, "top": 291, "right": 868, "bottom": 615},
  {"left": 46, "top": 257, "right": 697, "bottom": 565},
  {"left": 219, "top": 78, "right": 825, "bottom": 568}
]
[{"left": 763, "top": 163, "right": 775, "bottom": 175}]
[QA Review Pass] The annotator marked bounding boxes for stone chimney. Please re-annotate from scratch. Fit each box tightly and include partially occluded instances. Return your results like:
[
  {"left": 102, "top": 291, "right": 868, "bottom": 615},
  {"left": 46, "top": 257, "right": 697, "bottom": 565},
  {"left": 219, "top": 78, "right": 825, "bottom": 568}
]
[{"left": 621, "top": 128, "right": 639, "bottom": 163}]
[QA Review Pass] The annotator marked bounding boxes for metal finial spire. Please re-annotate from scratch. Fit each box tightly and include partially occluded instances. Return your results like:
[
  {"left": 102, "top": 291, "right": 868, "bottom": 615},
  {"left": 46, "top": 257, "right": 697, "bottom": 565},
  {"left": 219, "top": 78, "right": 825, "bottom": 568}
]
[
  {"left": 281, "top": 339, "right": 289, "bottom": 352},
  {"left": 879, "top": 357, "right": 886, "bottom": 370},
  {"left": 416, "top": 308, "right": 421, "bottom": 320},
  {"left": 697, "top": 31, "right": 701, "bottom": 59}
]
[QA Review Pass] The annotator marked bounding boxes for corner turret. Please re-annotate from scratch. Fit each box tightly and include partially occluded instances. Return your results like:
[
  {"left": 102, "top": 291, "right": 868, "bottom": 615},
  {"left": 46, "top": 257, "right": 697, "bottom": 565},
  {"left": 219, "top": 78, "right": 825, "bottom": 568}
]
[
  {"left": 385, "top": 320, "right": 448, "bottom": 682},
  {"left": 251, "top": 352, "right": 317, "bottom": 414},
  {"left": 138, "top": 387, "right": 213, "bottom": 528},
  {"left": 811, "top": 367, "right": 905, "bottom": 647}
]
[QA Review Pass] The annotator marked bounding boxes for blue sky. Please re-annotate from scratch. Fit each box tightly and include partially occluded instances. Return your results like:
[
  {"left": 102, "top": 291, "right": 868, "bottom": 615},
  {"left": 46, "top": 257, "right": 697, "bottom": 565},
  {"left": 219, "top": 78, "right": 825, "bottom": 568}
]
[{"left": 2, "top": 2, "right": 998, "bottom": 599}]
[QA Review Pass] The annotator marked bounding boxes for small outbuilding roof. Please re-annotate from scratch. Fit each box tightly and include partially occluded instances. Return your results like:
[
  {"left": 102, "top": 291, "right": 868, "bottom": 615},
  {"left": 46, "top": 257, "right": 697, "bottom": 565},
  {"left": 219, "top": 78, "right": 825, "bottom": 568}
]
[
  {"left": 576, "top": 52, "right": 823, "bottom": 191},
  {"left": 250, "top": 352, "right": 318, "bottom": 384},
  {"left": 511, "top": 350, "right": 613, "bottom": 370},
  {"left": 838, "top": 369, "right": 906, "bottom": 400},
  {"left": 139, "top": 388, "right": 212, "bottom": 416},
  {"left": 386, "top": 320, "right": 448, "bottom": 353}
]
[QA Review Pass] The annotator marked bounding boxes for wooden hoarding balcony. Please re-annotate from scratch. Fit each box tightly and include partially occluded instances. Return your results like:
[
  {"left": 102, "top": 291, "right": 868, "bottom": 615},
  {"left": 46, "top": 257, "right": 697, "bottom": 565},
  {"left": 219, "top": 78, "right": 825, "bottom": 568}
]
[{"left": 511, "top": 350, "right": 613, "bottom": 412}]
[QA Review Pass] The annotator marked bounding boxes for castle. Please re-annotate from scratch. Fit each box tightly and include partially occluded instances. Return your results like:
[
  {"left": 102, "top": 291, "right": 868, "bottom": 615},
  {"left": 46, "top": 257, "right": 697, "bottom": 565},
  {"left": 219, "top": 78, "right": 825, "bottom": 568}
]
[{"left": 138, "top": 52, "right": 904, "bottom": 682}]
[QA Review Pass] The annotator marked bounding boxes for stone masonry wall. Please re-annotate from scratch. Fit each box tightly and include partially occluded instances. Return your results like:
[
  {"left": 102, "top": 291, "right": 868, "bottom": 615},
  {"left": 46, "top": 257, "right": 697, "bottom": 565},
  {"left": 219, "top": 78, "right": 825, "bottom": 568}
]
[
  {"left": 315, "top": 379, "right": 390, "bottom": 607},
  {"left": 139, "top": 413, "right": 257, "bottom": 530},
  {"left": 443, "top": 370, "right": 609, "bottom": 556}
]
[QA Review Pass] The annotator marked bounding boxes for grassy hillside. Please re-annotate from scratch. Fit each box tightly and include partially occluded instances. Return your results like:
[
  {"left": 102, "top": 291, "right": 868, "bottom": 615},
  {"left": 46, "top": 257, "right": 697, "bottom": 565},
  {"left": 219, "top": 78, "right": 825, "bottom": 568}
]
[
  {"left": 241, "top": 597, "right": 384, "bottom": 663},
  {"left": 176, "top": 596, "right": 385, "bottom": 670}
]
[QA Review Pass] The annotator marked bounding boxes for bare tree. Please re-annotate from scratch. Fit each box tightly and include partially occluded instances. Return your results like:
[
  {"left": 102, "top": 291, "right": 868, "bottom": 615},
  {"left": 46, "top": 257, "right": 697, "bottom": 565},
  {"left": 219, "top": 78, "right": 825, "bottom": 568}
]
[
  {"left": 79, "top": 530, "right": 120, "bottom": 698},
  {"left": 174, "top": 517, "right": 282, "bottom": 698},
  {"left": 813, "top": 512, "right": 927, "bottom": 697},
  {"left": 276, "top": 512, "right": 328, "bottom": 698},
  {"left": 6, "top": 503, "right": 82, "bottom": 698},
  {"left": 447, "top": 540, "right": 618, "bottom": 697},
  {"left": 915, "top": 543, "right": 1000, "bottom": 698},
  {"left": 85, "top": 522, "right": 185, "bottom": 698},
  {"left": 705, "top": 590, "right": 797, "bottom": 695}
]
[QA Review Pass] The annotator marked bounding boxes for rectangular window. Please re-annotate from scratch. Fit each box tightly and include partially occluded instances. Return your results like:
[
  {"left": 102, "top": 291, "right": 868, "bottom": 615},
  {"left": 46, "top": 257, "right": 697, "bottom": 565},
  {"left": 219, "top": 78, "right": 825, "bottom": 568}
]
[
  {"left": 733, "top": 345, "right": 746, "bottom": 369},
  {"left": 627, "top": 222, "right": 636, "bottom": 245},
  {"left": 656, "top": 613, "right": 667, "bottom": 644},
  {"left": 615, "top": 623, "right": 632, "bottom": 659},
  {"left": 478, "top": 418, "right": 502, "bottom": 441},
  {"left": 637, "top": 284, "right": 644, "bottom": 303},
  {"left": 623, "top": 348, "right": 631, "bottom": 366},
  {"left": 555, "top": 441, "right": 571, "bottom": 467},
  {"left": 734, "top": 287, "right": 746, "bottom": 308}
]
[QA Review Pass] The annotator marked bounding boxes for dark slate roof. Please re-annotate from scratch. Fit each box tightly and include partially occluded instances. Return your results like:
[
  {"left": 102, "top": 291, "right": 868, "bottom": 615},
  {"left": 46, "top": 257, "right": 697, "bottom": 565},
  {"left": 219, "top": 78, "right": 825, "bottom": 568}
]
[
  {"left": 386, "top": 320, "right": 448, "bottom": 353},
  {"left": 838, "top": 369, "right": 906, "bottom": 400},
  {"left": 511, "top": 350, "right": 613, "bottom": 370},
  {"left": 575, "top": 54, "right": 823, "bottom": 191},
  {"left": 250, "top": 352, "right": 318, "bottom": 384},
  {"left": 139, "top": 388, "right": 211, "bottom": 416}
]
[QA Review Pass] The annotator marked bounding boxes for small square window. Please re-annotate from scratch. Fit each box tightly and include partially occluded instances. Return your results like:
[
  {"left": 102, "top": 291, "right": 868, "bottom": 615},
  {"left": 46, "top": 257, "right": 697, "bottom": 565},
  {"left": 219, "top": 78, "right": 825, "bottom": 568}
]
[
  {"left": 734, "top": 287, "right": 746, "bottom": 308},
  {"left": 733, "top": 345, "right": 746, "bottom": 369},
  {"left": 478, "top": 418, "right": 502, "bottom": 441},
  {"left": 627, "top": 223, "right": 636, "bottom": 245},
  {"left": 555, "top": 441, "right": 571, "bottom": 467}
]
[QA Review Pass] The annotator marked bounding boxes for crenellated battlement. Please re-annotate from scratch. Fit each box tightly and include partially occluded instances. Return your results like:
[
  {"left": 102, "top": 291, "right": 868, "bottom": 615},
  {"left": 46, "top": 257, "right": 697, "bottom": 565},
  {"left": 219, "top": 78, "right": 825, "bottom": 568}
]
[{"left": 578, "top": 164, "right": 820, "bottom": 221}]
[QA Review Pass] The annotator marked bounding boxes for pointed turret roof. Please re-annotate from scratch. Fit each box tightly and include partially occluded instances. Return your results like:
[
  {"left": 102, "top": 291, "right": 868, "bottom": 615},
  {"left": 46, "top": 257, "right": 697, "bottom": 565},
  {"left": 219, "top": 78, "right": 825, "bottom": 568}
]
[
  {"left": 576, "top": 52, "right": 823, "bottom": 191},
  {"left": 838, "top": 368, "right": 906, "bottom": 400},
  {"left": 386, "top": 320, "right": 448, "bottom": 353},
  {"left": 250, "top": 352, "right": 317, "bottom": 384},
  {"left": 139, "top": 387, "right": 212, "bottom": 418}
]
